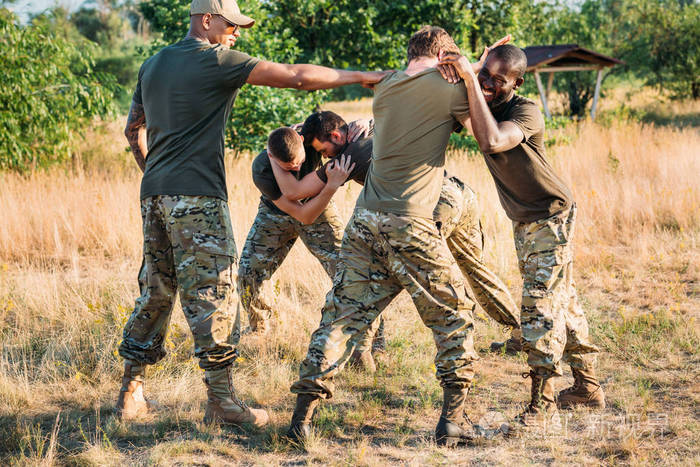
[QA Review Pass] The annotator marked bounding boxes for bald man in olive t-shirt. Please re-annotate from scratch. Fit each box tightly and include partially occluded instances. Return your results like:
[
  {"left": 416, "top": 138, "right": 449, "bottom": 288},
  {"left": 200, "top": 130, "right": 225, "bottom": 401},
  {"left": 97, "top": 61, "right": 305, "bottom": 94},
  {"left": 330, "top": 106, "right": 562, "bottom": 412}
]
[{"left": 116, "top": 0, "right": 388, "bottom": 428}]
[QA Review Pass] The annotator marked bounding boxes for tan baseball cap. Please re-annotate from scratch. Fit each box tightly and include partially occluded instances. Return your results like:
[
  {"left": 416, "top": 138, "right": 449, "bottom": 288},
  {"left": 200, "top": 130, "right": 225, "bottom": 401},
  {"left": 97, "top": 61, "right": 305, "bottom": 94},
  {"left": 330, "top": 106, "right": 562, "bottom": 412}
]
[{"left": 190, "top": 0, "right": 255, "bottom": 28}]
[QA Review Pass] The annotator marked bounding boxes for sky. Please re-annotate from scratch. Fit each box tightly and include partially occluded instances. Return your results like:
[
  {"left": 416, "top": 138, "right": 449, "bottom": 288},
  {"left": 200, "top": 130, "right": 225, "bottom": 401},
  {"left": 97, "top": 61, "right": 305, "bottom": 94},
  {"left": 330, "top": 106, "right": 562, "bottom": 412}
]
[{"left": 6, "top": 0, "right": 85, "bottom": 22}]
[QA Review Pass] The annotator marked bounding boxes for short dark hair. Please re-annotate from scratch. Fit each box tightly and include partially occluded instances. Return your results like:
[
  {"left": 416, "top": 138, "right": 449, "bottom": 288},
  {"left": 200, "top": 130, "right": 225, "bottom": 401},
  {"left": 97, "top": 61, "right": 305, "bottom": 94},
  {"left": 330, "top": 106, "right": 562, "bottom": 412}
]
[
  {"left": 488, "top": 44, "right": 528, "bottom": 78},
  {"left": 407, "top": 26, "right": 460, "bottom": 62},
  {"left": 267, "top": 127, "right": 302, "bottom": 163},
  {"left": 300, "top": 111, "right": 348, "bottom": 143}
]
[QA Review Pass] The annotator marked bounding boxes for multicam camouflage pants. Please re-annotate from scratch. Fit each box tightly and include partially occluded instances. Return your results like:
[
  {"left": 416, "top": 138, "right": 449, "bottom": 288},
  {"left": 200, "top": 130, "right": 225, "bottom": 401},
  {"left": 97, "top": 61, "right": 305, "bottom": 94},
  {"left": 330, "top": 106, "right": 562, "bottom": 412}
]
[
  {"left": 119, "top": 195, "right": 239, "bottom": 371},
  {"left": 435, "top": 176, "right": 519, "bottom": 329},
  {"left": 514, "top": 204, "right": 598, "bottom": 377},
  {"left": 290, "top": 207, "right": 478, "bottom": 399},
  {"left": 237, "top": 201, "right": 343, "bottom": 331},
  {"left": 354, "top": 176, "right": 519, "bottom": 353}
]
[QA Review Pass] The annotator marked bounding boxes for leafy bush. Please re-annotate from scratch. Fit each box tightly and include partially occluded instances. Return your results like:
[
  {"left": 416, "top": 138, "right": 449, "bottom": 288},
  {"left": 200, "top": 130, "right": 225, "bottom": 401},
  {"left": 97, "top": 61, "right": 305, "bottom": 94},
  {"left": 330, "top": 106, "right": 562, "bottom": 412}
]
[{"left": 0, "top": 9, "right": 116, "bottom": 172}]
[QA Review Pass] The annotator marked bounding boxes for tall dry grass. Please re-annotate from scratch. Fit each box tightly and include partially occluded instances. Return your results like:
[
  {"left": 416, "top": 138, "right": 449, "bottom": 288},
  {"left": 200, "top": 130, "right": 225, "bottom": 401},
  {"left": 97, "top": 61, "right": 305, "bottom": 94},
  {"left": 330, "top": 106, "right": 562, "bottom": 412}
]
[{"left": 1, "top": 111, "right": 697, "bottom": 270}]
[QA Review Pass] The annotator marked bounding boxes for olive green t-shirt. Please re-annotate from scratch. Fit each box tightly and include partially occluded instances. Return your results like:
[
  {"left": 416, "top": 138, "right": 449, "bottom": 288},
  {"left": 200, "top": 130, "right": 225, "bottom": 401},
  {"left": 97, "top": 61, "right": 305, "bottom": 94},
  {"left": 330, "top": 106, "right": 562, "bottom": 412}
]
[
  {"left": 135, "top": 37, "right": 260, "bottom": 201},
  {"left": 484, "top": 95, "right": 572, "bottom": 222},
  {"left": 357, "top": 69, "right": 469, "bottom": 218}
]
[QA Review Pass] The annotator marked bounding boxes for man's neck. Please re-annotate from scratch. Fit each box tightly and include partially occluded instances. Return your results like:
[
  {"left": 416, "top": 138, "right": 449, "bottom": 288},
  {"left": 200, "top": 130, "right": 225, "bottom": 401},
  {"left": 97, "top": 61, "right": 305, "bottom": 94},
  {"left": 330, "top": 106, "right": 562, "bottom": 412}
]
[
  {"left": 404, "top": 57, "right": 438, "bottom": 76},
  {"left": 186, "top": 27, "right": 209, "bottom": 43}
]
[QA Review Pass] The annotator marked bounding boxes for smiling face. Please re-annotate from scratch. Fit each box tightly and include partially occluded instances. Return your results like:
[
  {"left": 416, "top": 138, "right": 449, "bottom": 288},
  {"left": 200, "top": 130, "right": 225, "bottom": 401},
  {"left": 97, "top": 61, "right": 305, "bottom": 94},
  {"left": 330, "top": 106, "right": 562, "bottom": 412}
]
[{"left": 478, "top": 56, "right": 524, "bottom": 108}]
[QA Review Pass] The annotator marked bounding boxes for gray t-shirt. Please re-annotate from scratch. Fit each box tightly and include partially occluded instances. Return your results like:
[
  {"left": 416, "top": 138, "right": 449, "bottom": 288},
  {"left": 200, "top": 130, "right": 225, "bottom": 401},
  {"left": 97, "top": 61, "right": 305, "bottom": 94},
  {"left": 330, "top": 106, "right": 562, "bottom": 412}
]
[
  {"left": 485, "top": 95, "right": 572, "bottom": 222},
  {"left": 135, "top": 37, "right": 259, "bottom": 201}
]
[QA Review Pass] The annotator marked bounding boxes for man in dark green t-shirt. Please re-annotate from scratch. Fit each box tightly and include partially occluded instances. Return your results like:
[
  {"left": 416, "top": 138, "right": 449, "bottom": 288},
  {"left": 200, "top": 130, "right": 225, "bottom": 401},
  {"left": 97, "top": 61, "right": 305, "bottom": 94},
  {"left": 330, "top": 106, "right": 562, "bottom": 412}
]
[
  {"left": 438, "top": 45, "right": 605, "bottom": 426},
  {"left": 238, "top": 124, "right": 360, "bottom": 337},
  {"left": 117, "top": 0, "right": 388, "bottom": 429}
]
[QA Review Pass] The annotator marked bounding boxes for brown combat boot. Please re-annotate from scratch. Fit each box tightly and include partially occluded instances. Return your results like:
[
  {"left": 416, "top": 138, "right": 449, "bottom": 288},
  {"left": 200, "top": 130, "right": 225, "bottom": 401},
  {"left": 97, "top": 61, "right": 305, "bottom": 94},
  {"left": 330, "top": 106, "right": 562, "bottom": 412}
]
[
  {"left": 115, "top": 360, "right": 156, "bottom": 420},
  {"left": 203, "top": 366, "right": 269, "bottom": 427},
  {"left": 515, "top": 371, "right": 558, "bottom": 427},
  {"left": 286, "top": 394, "right": 320, "bottom": 444},
  {"left": 557, "top": 367, "right": 606, "bottom": 409},
  {"left": 349, "top": 349, "right": 377, "bottom": 374},
  {"left": 489, "top": 327, "right": 523, "bottom": 355},
  {"left": 435, "top": 386, "right": 476, "bottom": 446}
]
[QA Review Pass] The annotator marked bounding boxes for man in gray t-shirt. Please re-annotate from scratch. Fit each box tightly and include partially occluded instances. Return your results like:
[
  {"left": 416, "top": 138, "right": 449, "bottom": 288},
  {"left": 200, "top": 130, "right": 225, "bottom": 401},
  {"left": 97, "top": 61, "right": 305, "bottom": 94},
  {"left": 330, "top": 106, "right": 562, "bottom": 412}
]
[{"left": 117, "top": 0, "right": 387, "bottom": 429}]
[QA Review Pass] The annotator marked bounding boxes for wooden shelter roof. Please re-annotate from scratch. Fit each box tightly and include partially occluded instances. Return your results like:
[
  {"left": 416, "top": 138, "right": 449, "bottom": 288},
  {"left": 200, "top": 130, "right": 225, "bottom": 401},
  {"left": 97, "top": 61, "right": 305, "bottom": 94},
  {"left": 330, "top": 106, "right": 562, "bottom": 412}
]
[{"left": 523, "top": 44, "right": 624, "bottom": 71}]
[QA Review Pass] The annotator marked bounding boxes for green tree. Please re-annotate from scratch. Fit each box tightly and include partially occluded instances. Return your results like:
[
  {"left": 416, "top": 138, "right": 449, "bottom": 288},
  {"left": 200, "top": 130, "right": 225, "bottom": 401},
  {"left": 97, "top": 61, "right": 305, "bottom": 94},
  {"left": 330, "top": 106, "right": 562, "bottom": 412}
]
[
  {"left": 139, "top": 0, "right": 320, "bottom": 153},
  {"left": 70, "top": 1, "right": 151, "bottom": 111},
  {"left": 0, "top": 9, "right": 116, "bottom": 172},
  {"left": 622, "top": 0, "right": 700, "bottom": 99},
  {"left": 519, "top": 0, "right": 625, "bottom": 117}
]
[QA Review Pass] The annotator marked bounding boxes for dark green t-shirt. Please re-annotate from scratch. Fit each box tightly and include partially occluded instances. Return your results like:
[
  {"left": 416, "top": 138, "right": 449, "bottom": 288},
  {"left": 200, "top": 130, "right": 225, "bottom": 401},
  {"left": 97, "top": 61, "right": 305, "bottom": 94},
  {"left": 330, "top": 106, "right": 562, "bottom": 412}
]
[
  {"left": 357, "top": 69, "right": 469, "bottom": 218},
  {"left": 484, "top": 95, "right": 573, "bottom": 222},
  {"left": 251, "top": 146, "right": 323, "bottom": 215},
  {"left": 135, "top": 37, "right": 259, "bottom": 201},
  {"left": 316, "top": 138, "right": 373, "bottom": 186}
]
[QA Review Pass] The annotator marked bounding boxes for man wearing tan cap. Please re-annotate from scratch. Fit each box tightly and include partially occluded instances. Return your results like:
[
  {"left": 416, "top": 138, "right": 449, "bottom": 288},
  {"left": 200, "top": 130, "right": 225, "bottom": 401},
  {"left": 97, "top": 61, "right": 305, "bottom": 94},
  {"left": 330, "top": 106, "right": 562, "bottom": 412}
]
[{"left": 117, "top": 0, "right": 387, "bottom": 429}]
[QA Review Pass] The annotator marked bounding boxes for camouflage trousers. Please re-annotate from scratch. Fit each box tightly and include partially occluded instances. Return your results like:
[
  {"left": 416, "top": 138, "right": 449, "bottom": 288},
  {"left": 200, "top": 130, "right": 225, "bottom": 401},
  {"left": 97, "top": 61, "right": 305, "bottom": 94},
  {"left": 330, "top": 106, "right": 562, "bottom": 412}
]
[
  {"left": 514, "top": 204, "right": 598, "bottom": 377},
  {"left": 119, "top": 195, "right": 239, "bottom": 371},
  {"left": 237, "top": 201, "right": 343, "bottom": 331},
  {"left": 435, "top": 176, "right": 519, "bottom": 329},
  {"left": 291, "top": 207, "right": 478, "bottom": 399},
  {"left": 355, "top": 176, "right": 519, "bottom": 352}
]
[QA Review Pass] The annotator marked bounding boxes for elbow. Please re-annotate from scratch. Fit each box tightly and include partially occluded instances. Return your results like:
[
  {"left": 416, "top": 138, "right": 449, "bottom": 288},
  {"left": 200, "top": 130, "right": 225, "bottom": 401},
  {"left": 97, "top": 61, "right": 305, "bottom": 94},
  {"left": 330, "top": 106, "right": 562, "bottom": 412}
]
[
  {"left": 299, "top": 214, "right": 318, "bottom": 225},
  {"left": 479, "top": 138, "right": 500, "bottom": 154},
  {"left": 279, "top": 189, "right": 304, "bottom": 201}
]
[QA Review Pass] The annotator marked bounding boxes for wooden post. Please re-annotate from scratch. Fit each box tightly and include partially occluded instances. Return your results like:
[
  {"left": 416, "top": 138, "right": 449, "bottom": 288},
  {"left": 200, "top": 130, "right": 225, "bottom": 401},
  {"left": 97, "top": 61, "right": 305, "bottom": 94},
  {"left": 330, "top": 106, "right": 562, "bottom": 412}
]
[
  {"left": 546, "top": 71, "right": 554, "bottom": 100},
  {"left": 534, "top": 70, "right": 551, "bottom": 119},
  {"left": 591, "top": 68, "right": 603, "bottom": 120}
]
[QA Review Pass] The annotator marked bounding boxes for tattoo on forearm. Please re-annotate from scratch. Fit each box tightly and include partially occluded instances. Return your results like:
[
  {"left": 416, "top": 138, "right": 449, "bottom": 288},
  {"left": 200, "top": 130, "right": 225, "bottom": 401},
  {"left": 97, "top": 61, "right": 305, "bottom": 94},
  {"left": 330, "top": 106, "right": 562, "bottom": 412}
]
[{"left": 125, "top": 101, "right": 147, "bottom": 172}]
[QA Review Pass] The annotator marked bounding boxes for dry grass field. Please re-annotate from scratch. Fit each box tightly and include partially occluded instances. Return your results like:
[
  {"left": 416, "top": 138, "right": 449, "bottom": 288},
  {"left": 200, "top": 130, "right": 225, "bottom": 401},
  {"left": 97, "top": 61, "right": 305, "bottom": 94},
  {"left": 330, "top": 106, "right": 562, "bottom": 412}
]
[{"left": 0, "top": 90, "right": 699, "bottom": 465}]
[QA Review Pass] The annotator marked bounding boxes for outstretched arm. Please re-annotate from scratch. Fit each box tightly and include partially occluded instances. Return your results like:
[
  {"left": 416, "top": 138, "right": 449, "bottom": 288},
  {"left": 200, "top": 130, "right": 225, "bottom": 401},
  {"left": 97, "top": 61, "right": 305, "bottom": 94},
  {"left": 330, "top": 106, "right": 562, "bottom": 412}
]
[
  {"left": 438, "top": 54, "right": 524, "bottom": 154},
  {"left": 124, "top": 100, "right": 148, "bottom": 172},
  {"left": 247, "top": 61, "right": 388, "bottom": 91}
]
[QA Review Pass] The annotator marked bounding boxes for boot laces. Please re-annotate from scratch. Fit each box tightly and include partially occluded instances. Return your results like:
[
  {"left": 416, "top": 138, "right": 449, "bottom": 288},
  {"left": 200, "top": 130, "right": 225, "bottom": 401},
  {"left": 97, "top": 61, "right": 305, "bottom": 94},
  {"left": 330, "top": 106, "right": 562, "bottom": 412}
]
[{"left": 226, "top": 368, "right": 249, "bottom": 410}]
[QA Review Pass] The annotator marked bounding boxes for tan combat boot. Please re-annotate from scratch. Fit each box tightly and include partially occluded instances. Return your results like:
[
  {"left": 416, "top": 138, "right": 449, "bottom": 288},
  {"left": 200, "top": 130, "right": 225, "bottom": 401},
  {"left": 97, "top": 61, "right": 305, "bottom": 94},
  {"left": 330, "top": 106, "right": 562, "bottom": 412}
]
[
  {"left": 115, "top": 360, "right": 155, "bottom": 420},
  {"left": 515, "top": 371, "right": 558, "bottom": 427},
  {"left": 557, "top": 367, "right": 606, "bottom": 409},
  {"left": 489, "top": 327, "right": 523, "bottom": 355},
  {"left": 435, "top": 387, "right": 476, "bottom": 446},
  {"left": 203, "top": 366, "right": 269, "bottom": 427},
  {"left": 286, "top": 393, "right": 321, "bottom": 444},
  {"left": 349, "top": 349, "right": 377, "bottom": 374}
]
